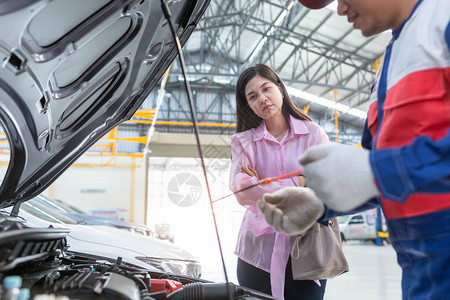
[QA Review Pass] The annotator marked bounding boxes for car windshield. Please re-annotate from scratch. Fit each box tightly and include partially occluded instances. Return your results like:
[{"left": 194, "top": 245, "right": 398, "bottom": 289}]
[
  {"left": 338, "top": 216, "right": 351, "bottom": 224},
  {"left": 21, "top": 199, "right": 78, "bottom": 225},
  {"left": 35, "top": 195, "right": 88, "bottom": 214}
]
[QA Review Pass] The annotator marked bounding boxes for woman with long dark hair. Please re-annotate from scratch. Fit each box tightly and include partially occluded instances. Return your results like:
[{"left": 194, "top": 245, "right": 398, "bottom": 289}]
[{"left": 229, "top": 64, "right": 329, "bottom": 299}]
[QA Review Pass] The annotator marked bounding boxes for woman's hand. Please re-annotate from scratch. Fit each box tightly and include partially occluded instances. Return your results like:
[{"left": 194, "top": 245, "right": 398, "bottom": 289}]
[
  {"left": 297, "top": 175, "right": 306, "bottom": 187},
  {"left": 241, "top": 166, "right": 260, "bottom": 180}
]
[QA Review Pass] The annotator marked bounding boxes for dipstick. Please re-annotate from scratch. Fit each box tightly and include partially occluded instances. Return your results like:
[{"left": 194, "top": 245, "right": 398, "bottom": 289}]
[{"left": 212, "top": 170, "right": 303, "bottom": 203}]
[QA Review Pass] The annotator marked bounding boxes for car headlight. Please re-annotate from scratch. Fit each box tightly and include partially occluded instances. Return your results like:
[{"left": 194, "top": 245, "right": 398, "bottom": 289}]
[{"left": 135, "top": 256, "right": 201, "bottom": 278}]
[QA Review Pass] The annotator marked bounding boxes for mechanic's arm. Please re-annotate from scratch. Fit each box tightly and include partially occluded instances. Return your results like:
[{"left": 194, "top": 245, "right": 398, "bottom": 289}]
[
  {"left": 317, "top": 199, "right": 379, "bottom": 225},
  {"left": 371, "top": 129, "right": 450, "bottom": 202},
  {"left": 298, "top": 129, "right": 450, "bottom": 212}
]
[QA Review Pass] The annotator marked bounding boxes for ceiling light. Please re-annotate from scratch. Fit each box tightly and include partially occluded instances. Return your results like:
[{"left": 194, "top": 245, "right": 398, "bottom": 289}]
[
  {"left": 286, "top": 86, "right": 367, "bottom": 119},
  {"left": 325, "top": 2, "right": 338, "bottom": 11}
]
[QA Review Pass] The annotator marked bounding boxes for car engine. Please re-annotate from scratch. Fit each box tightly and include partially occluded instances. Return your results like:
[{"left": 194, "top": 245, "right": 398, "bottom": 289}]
[{"left": 0, "top": 215, "right": 275, "bottom": 300}]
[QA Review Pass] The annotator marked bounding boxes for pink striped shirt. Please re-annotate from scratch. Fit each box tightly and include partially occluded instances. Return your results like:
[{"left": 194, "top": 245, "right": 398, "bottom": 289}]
[{"left": 229, "top": 115, "right": 329, "bottom": 299}]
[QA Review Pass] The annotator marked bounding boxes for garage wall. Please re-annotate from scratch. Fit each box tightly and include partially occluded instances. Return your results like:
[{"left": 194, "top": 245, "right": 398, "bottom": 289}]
[
  {"left": 43, "top": 166, "right": 136, "bottom": 220},
  {"left": 0, "top": 157, "right": 143, "bottom": 222}
]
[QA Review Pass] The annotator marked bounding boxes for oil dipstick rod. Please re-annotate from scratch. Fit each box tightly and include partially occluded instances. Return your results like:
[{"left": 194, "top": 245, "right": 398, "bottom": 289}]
[{"left": 212, "top": 170, "right": 303, "bottom": 203}]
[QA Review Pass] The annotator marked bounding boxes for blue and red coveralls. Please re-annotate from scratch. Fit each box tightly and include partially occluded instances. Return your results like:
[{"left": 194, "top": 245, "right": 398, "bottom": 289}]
[{"left": 320, "top": 0, "right": 450, "bottom": 298}]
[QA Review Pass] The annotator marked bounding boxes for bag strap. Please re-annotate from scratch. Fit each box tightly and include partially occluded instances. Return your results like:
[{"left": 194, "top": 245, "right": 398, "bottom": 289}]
[
  {"left": 291, "top": 226, "right": 313, "bottom": 259},
  {"left": 290, "top": 223, "right": 318, "bottom": 259},
  {"left": 291, "top": 235, "right": 303, "bottom": 259}
]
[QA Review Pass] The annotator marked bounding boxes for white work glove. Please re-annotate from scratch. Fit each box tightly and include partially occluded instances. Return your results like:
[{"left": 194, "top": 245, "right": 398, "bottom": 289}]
[
  {"left": 257, "top": 187, "right": 325, "bottom": 235},
  {"left": 299, "top": 143, "right": 380, "bottom": 212}
]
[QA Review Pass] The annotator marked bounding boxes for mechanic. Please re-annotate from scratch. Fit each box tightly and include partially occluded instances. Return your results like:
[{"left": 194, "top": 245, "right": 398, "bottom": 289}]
[{"left": 258, "top": 0, "right": 450, "bottom": 299}]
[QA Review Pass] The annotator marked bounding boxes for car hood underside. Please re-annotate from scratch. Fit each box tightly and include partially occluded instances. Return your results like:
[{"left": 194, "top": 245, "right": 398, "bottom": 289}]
[{"left": 0, "top": 0, "right": 209, "bottom": 207}]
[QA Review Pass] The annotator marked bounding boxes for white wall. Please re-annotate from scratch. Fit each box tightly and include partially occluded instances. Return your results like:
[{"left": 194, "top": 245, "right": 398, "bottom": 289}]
[
  {"left": 0, "top": 157, "right": 143, "bottom": 222},
  {"left": 45, "top": 166, "right": 135, "bottom": 219}
]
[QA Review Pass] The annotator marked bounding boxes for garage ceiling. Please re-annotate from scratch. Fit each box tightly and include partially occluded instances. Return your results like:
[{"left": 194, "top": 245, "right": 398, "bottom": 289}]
[{"left": 146, "top": 0, "right": 391, "bottom": 145}]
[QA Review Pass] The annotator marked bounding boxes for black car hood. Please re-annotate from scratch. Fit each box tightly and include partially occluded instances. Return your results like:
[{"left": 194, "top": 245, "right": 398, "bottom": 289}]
[{"left": 0, "top": 0, "right": 209, "bottom": 207}]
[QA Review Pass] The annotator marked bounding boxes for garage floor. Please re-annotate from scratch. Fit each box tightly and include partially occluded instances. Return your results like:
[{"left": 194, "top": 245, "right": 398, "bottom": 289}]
[
  {"left": 324, "top": 241, "right": 402, "bottom": 300},
  {"left": 212, "top": 241, "right": 403, "bottom": 300}
]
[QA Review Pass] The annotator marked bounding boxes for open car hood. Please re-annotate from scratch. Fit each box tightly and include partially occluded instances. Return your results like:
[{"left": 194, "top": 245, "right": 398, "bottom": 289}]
[{"left": 0, "top": 0, "right": 209, "bottom": 207}]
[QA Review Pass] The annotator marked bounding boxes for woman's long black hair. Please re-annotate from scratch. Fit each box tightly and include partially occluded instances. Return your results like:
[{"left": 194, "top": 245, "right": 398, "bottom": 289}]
[{"left": 235, "top": 64, "right": 311, "bottom": 133}]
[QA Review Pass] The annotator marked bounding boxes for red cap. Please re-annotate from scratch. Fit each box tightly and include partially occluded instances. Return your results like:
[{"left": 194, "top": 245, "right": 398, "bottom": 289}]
[{"left": 297, "top": 0, "right": 334, "bottom": 9}]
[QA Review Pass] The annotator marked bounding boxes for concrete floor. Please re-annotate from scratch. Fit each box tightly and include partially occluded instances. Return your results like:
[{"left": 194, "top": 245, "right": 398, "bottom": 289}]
[
  {"left": 324, "top": 241, "right": 402, "bottom": 300},
  {"left": 194, "top": 238, "right": 403, "bottom": 300}
]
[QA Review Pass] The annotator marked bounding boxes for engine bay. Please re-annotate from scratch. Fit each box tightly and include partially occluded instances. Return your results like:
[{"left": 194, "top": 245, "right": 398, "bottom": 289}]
[{"left": 0, "top": 214, "right": 275, "bottom": 300}]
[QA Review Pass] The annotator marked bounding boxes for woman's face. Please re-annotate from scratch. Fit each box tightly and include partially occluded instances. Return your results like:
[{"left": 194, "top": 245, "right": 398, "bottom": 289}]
[{"left": 244, "top": 74, "right": 284, "bottom": 120}]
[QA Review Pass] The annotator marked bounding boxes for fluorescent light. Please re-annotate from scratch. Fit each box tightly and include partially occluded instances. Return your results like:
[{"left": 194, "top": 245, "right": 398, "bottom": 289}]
[
  {"left": 274, "top": 10, "right": 288, "bottom": 27},
  {"left": 286, "top": 86, "right": 367, "bottom": 119},
  {"left": 347, "top": 108, "right": 368, "bottom": 119},
  {"left": 325, "top": 2, "right": 338, "bottom": 12},
  {"left": 249, "top": 37, "right": 267, "bottom": 62},
  {"left": 248, "top": 0, "right": 295, "bottom": 62},
  {"left": 287, "top": 1, "right": 295, "bottom": 10}
]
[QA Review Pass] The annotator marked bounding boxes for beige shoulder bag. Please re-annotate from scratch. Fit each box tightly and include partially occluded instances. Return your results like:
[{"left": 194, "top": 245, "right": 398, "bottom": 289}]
[{"left": 290, "top": 218, "right": 349, "bottom": 280}]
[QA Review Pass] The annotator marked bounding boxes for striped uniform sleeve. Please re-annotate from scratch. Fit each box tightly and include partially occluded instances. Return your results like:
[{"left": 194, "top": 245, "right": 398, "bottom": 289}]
[{"left": 370, "top": 130, "right": 450, "bottom": 202}]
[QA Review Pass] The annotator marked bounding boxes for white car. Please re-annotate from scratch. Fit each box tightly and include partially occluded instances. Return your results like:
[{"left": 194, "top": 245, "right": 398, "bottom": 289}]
[
  {"left": 33, "top": 194, "right": 156, "bottom": 238},
  {"left": 16, "top": 197, "right": 201, "bottom": 278},
  {"left": 338, "top": 210, "right": 389, "bottom": 243}
]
